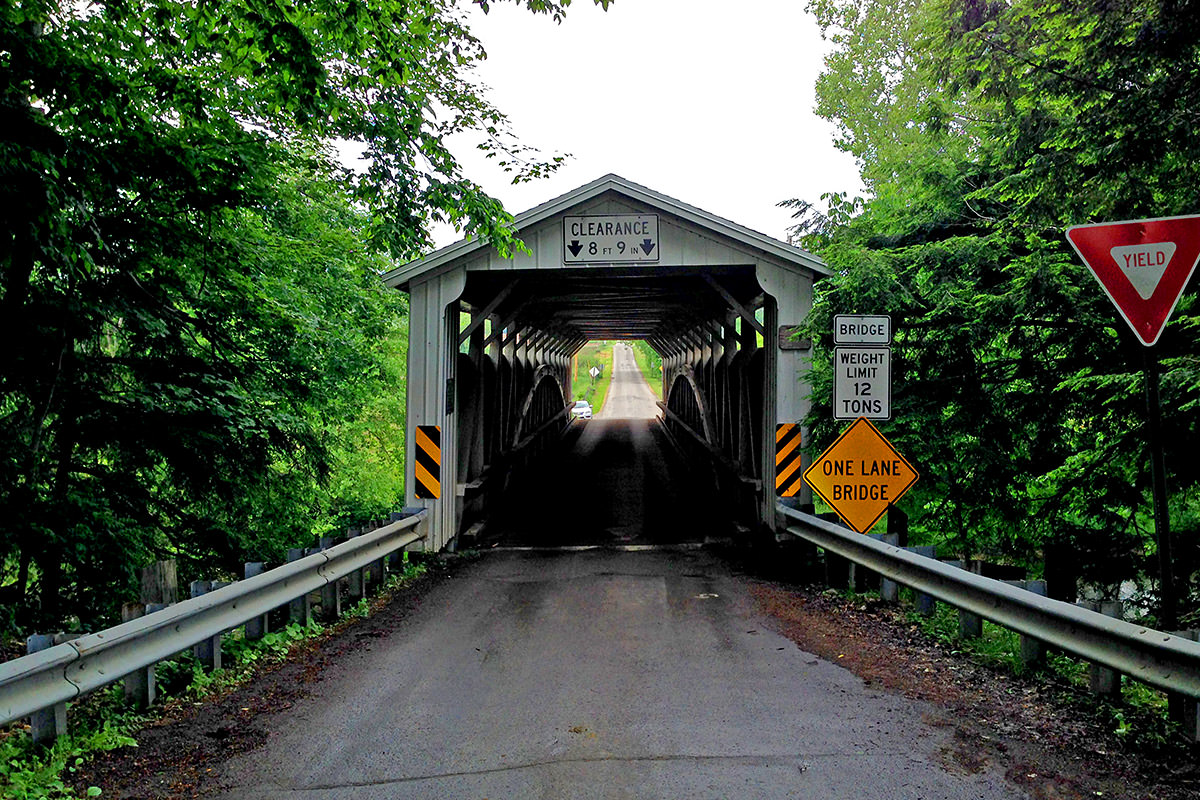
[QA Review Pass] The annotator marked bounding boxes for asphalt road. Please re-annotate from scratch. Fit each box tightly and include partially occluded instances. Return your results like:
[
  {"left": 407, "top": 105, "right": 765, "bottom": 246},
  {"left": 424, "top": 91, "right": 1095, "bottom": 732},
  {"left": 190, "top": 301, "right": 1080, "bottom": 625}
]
[
  {"left": 210, "top": 349, "right": 1023, "bottom": 798},
  {"left": 596, "top": 342, "right": 660, "bottom": 420},
  {"left": 213, "top": 549, "right": 1022, "bottom": 799}
]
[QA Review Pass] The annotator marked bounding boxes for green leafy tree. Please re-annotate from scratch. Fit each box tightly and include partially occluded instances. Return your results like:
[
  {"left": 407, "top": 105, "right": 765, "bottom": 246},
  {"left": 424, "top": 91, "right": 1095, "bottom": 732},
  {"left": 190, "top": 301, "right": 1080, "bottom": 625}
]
[
  {"left": 0, "top": 0, "right": 605, "bottom": 631},
  {"left": 796, "top": 0, "right": 1200, "bottom": 621}
]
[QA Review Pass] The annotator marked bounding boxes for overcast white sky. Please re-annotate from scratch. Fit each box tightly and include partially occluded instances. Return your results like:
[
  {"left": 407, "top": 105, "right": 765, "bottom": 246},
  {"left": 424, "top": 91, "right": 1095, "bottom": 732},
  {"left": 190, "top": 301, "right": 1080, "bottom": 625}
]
[{"left": 429, "top": 0, "right": 863, "bottom": 248}]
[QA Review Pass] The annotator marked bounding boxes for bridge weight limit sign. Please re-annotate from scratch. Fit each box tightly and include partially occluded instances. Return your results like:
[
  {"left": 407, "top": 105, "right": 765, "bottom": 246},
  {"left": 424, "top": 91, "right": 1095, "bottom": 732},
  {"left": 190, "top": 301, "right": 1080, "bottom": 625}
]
[
  {"left": 834, "top": 315, "right": 891, "bottom": 420},
  {"left": 803, "top": 418, "right": 918, "bottom": 533}
]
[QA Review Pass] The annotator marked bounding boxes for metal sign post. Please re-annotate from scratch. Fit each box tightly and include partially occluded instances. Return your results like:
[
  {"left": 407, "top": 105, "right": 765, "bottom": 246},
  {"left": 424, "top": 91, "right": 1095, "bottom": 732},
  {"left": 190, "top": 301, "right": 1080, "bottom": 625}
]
[
  {"left": 1066, "top": 215, "right": 1200, "bottom": 629},
  {"left": 1144, "top": 349, "right": 1177, "bottom": 629}
]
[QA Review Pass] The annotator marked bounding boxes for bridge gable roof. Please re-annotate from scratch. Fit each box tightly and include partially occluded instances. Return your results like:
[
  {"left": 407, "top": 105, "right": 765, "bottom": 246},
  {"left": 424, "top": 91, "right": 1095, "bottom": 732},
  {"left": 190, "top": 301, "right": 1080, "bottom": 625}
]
[{"left": 382, "top": 174, "right": 829, "bottom": 290}]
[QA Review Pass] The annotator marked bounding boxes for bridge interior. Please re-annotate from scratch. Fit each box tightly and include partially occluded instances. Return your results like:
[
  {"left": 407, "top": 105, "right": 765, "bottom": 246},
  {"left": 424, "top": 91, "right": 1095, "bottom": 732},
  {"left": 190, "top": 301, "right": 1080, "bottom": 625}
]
[
  {"left": 453, "top": 266, "right": 772, "bottom": 547},
  {"left": 480, "top": 345, "right": 727, "bottom": 549}
]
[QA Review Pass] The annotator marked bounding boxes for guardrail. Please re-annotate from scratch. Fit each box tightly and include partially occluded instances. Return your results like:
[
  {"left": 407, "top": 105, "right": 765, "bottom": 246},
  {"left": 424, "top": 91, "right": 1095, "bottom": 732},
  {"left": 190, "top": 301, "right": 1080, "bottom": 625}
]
[
  {"left": 0, "top": 510, "right": 428, "bottom": 730},
  {"left": 779, "top": 505, "right": 1200, "bottom": 699}
]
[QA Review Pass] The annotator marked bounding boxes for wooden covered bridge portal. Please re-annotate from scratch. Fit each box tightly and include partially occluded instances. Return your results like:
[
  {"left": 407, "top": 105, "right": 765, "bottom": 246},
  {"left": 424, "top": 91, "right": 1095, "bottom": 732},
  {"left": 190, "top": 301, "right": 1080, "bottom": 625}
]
[{"left": 384, "top": 175, "right": 829, "bottom": 551}]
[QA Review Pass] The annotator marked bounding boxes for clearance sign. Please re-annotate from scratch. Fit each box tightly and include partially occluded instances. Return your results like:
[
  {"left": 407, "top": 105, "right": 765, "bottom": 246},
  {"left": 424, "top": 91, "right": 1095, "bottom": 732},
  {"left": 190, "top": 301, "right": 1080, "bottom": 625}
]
[{"left": 803, "top": 418, "right": 918, "bottom": 533}]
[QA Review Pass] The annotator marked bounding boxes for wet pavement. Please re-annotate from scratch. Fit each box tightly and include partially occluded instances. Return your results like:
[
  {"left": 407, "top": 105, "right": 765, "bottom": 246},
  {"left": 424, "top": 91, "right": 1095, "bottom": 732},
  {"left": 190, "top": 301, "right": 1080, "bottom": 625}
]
[{"left": 213, "top": 549, "right": 1023, "bottom": 799}]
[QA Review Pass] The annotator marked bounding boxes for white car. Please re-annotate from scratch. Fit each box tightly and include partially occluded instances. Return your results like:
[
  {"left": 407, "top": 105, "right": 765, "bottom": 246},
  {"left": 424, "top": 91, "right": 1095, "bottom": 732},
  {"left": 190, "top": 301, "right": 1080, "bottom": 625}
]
[{"left": 571, "top": 400, "right": 593, "bottom": 420}]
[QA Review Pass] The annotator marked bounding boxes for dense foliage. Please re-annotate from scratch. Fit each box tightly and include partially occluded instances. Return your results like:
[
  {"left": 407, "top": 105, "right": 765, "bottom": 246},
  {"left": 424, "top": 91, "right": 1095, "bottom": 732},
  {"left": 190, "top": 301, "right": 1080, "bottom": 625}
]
[
  {"left": 0, "top": 0, "right": 602, "bottom": 634},
  {"left": 796, "top": 0, "right": 1200, "bottom": 623}
]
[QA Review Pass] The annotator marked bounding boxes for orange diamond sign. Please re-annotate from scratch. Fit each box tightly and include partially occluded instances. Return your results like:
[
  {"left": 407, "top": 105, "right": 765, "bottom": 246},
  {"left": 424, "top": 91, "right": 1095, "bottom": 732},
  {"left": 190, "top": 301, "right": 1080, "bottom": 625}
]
[{"left": 803, "top": 418, "right": 918, "bottom": 533}]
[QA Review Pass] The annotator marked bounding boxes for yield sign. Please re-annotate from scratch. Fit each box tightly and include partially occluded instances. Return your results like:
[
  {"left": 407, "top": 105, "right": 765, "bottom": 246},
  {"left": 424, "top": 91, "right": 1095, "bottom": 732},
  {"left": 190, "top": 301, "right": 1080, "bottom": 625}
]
[
  {"left": 803, "top": 418, "right": 918, "bottom": 534},
  {"left": 1066, "top": 215, "right": 1200, "bottom": 346}
]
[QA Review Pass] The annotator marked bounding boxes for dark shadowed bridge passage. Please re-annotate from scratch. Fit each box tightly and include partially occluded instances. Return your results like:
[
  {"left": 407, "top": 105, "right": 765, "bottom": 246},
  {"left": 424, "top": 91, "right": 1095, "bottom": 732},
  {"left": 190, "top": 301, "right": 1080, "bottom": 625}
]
[{"left": 482, "top": 343, "right": 727, "bottom": 548}]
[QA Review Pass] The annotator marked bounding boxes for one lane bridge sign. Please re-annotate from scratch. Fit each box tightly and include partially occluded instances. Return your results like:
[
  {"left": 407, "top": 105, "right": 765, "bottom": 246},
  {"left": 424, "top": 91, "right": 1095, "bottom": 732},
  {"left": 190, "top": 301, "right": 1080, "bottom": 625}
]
[
  {"left": 564, "top": 214, "right": 659, "bottom": 264},
  {"left": 803, "top": 417, "right": 918, "bottom": 534},
  {"left": 1066, "top": 214, "right": 1200, "bottom": 346}
]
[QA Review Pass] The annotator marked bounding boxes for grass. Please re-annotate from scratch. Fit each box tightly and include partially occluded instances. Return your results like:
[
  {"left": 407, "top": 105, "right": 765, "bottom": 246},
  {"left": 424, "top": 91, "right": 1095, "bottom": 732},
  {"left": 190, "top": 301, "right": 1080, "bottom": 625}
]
[
  {"left": 572, "top": 341, "right": 615, "bottom": 414},
  {"left": 0, "top": 558, "right": 427, "bottom": 799},
  {"left": 901, "top": 589, "right": 1178, "bottom": 747},
  {"left": 629, "top": 340, "right": 663, "bottom": 400}
]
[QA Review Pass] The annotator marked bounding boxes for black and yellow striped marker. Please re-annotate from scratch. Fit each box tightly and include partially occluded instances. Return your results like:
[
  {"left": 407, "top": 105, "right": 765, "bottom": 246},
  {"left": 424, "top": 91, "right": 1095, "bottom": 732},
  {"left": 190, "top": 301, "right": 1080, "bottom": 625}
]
[
  {"left": 414, "top": 425, "right": 441, "bottom": 499},
  {"left": 775, "top": 423, "right": 804, "bottom": 497}
]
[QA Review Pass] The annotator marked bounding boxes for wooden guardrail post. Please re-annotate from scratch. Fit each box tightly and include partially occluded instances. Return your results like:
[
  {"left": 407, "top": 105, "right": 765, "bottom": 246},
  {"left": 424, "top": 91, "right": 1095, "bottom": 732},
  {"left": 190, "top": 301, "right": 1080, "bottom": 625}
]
[
  {"left": 190, "top": 581, "right": 222, "bottom": 670},
  {"left": 1168, "top": 630, "right": 1200, "bottom": 741},
  {"left": 817, "top": 514, "right": 851, "bottom": 590},
  {"left": 346, "top": 527, "right": 366, "bottom": 603},
  {"left": 876, "top": 533, "right": 900, "bottom": 602},
  {"left": 943, "top": 560, "right": 982, "bottom": 638},
  {"left": 368, "top": 520, "right": 387, "bottom": 587},
  {"left": 1002, "top": 579, "right": 1048, "bottom": 667},
  {"left": 387, "top": 512, "right": 408, "bottom": 571},
  {"left": 26, "top": 634, "right": 67, "bottom": 744},
  {"left": 317, "top": 537, "right": 341, "bottom": 620},
  {"left": 287, "top": 549, "right": 313, "bottom": 625},
  {"left": 140, "top": 560, "right": 178, "bottom": 605},
  {"left": 26, "top": 633, "right": 87, "bottom": 743},
  {"left": 887, "top": 504, "right": 908, "bottom": 547},
  {"left": 244, "top": 562, "right": 268, "bottom": 639},
  {"left": 856, "top": 532, "right": 899, "bottom": 597},
  {"left": 123, "top": 603, "right": 167, "bottom": 709},
  {"left": 122, "top": 604, "right": 151, "bottom": 707},
  {"left": 1079, "top": 600, "right": 1123, "bottom": 696},
  {"left": 848, "top": 558, "right": 874, "bottom": 593},
  {"left": 903, "top": 545, "right": 937, "bottom": 615}
]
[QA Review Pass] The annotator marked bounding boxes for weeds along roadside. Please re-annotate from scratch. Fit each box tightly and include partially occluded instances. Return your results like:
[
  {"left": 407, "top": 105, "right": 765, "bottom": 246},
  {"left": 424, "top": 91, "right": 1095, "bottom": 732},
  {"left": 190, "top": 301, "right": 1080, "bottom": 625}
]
[
  {"left": 889, "top": 587, "right": 1181, "bottom": 752},
  {"left": 0, "top": 559, "right": 429, "bottom": 799}
]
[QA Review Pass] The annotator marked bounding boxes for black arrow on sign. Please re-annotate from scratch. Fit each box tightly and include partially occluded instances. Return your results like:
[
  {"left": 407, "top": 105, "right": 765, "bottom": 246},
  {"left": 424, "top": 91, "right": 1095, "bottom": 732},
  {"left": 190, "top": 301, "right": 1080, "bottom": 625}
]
[
  {"left": 567, "top": 240, "right": 583, "bottom": 257},
  {"left": 640, "top": 239, "right": 656, "bottom": 256}
]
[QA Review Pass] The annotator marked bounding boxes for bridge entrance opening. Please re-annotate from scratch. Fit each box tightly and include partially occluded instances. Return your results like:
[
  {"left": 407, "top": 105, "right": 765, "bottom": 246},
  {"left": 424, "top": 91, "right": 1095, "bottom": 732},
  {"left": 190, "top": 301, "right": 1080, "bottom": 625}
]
[
  {"left": 480, "top": 340, "right": 720, "bottom": 548},
  {"left": 385, "top": 176, "right": 828, "bottom": 551}
]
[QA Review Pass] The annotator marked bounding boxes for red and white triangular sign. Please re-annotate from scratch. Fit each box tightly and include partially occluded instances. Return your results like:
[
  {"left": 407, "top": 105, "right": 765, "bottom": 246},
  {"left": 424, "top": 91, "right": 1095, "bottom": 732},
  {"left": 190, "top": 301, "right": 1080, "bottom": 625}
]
[{"left": 1066, "top": 215, "right": 1200, "bottom": 346}]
